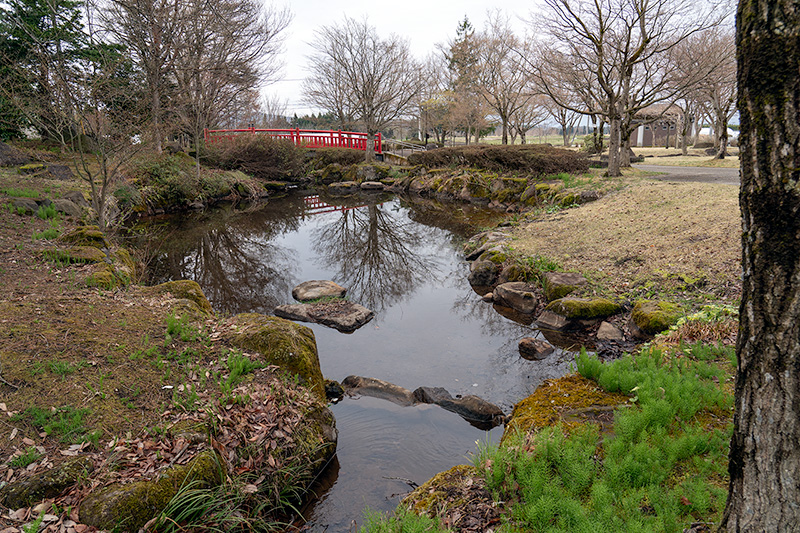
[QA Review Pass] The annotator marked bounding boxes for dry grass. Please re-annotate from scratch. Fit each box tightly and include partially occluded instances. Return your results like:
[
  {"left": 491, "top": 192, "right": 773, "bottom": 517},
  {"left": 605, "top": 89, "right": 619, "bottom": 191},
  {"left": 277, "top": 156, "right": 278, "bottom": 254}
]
[
  {"left": 636, "top": 147, "right": 740, "bottom": 168},
  {"left": 510, "top": 178, "right": 741, "bottom": 302}
]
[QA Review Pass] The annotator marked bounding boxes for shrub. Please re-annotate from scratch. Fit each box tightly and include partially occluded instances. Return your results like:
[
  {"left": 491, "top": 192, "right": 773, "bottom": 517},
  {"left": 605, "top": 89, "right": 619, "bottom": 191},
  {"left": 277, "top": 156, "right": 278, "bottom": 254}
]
[
  {"left": 203, "top": 134, "right": 305, "bottom": 181},
  {"left": 407, "top": 144, "right": 589, "bottom": 176},
  {"left": 307, "top": 147, "right": 366, "bottom": 169}
]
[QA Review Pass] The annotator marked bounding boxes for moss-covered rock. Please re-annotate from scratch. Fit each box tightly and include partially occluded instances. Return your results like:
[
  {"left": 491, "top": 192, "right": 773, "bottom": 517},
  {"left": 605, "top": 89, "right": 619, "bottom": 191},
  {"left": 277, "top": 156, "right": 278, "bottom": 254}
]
[
  {"left": 503, "top": 374, "right": 629, "bottom": 442},
  {"left": 0, "top": 456, "right": 93, "bottom": 509},
  {"left": 113, "top": 247, "right": 137, "bottom": 280},
  {"left": 543, "top": 271, "right": 589, "bottom": 302},
  {"left": 84, "top": 264, "right": 118, "bottom": 289},
  {"left": 145, "top": 280, "right": 213, "bottom": 316},
  {"left": 226, "top": 313, "right": 325, "bottom": 399},
  {"left": 19, "top": 163, "right": 46, "bottom": 174},
  {"left": 544, "top": 297, "right": 621, "bottom": 320},
  {"left": 477, "top": 248, "right": 507, "bottom": 265},
  {"left": 632, "top": 300, "right": 682, "bottom": 336},
  {"left": 57, "top": 225, "right": 111, "bottom": 249},
  {"left": 44, "top": 246, "right": 107, "bottom": 264},
  {"left": 80, "top": 450, "right": 222, "bottom": 532},
  {"left": 401, "top": 464, "right": 478, "bottom": 516}
]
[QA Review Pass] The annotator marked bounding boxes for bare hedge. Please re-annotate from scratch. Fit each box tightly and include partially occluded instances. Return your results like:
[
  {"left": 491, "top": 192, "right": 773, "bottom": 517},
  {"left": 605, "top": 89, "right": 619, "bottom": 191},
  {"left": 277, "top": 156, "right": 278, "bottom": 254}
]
[
  {"left": 203, "top": 134, "right": 305, "bottom": 181},
  {"left": 407, "top": 144, "right": 589, "bottom": 175}
]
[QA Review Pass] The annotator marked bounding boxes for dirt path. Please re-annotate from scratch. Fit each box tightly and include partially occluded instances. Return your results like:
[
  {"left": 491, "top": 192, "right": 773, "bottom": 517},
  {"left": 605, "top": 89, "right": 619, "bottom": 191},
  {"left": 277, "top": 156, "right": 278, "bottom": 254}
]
[{"left": 634, "top": 164, "right": 740, "bottom": 185}]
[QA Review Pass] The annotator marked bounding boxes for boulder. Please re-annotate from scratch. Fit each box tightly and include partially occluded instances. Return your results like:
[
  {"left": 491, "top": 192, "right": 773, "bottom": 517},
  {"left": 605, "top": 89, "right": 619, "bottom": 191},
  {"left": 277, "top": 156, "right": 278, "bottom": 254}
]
[
  {"left": 541, "top": 297, "right": 622, "bottom": 330},
  {"left": 145, "top": 280, "right": 214, "bottom": 316},
  {"left": 80, "top": 451, "right": 222, "bottom": 532},
  {"left": 493, "top": 282, "right": 538, "bottom": 314},
  {"left": 342, "top": 375, "right": 415, "bottom": 406},
  {"left": 274, "top": 301, "right": 374, "bottom": 333},
  {"left": 412, "top": 386, "right": 506, "bottom": 429},
  {"left": 0, "top": 141, "right": 30, "bottom": 166},
  {"left": 0, "top": 456, "right": 93, "bottom": 509},
  {"left": 463, "top": 231, "right": 510, "bottom": 261},
  {"left": 518, "top": 337, "right": 555, "bottom": 361},
  {"left": 51, "top": 198, "right": 83, "bottom": 218},
  {"left": 292, "top": 280, "right": 347, "bottom": 302},
  {"left": 542, "top": 271, "right": 589, "bottom": 301},
  {"left": 631, "top": 300, "right": 682, "bottom": 337},
  {"left": 597, "top": 321, "right": 625, "bottom": 342},
  {"left": 11, "top": 197, "right": 38, "bottom": 215},
  {"left": 44, "top": 246, "right": 107, "bottom": 264},
  {"left": 328, "top": 181, "right": 359, "bottom": 195},
  {"left": 57, "top": 225, "right": 110, "bottom": 249},
  {"left": 325, "top": 379, "right": 345, "bottom": 401},
  {"left": 19, "top": 163, "right": 45, "bottom": 174},
  {"left": 62, "top": 191, "right": 89, "bottom": 208},
  {"left": 46, "top": 164, "right": 73, "bottom": 180},
  {"left": 536, "top": 310, "right": 572, "bottom": 331},
  {"left": 467, "top": 260, "right": 499, "bottom": 288},
  {"left": 226, "top": 313, "right": 325, "bottom": 398}
]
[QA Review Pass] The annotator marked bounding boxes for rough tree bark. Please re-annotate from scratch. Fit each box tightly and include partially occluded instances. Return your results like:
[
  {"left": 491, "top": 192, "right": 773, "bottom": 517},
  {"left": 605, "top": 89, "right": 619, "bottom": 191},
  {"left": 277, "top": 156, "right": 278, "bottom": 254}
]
[{"left": 721, "top": 1, "right": 800, "bottom": 531}]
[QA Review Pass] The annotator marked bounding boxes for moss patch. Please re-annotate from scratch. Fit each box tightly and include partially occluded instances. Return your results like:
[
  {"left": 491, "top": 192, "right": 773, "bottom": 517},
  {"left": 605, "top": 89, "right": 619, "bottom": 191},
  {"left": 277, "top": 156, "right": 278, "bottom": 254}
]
[
  {"left": 57, "top": 225, "right": 110, "bottom": 249},
  {"left": 225, "top": 313, "right": 325, "bottom": 399},
  {"left": 144, "top": 280, "right": 214, "bottom": 316},
  {"left": 503, "top": 374, "right": 629, "bottom": 441},
  {"left": 544, "top": 297, "right": 621, "bottom": 320},
  {"left": 632, "top": 300, "right": 683, "bottom": 335}
]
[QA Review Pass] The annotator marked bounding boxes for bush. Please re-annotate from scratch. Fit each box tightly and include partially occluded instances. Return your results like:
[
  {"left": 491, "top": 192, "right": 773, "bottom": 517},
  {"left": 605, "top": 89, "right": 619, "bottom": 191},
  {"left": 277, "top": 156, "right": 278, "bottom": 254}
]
[
  {"left": 203, "top": 134, "right": 305, "bottom": 181},
  {"left": 307, "top": 147, "right": 366, "bottom": 170},
  {"left": 406, "top": 144, "right": 589, "bottom": 176}
]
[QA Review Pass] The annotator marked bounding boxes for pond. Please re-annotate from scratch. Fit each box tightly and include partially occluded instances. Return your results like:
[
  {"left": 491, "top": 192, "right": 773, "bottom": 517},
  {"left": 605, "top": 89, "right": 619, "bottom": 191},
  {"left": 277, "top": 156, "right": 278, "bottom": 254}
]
[{"left": 141, "top": 190, "right": 574, "bottom": 530}]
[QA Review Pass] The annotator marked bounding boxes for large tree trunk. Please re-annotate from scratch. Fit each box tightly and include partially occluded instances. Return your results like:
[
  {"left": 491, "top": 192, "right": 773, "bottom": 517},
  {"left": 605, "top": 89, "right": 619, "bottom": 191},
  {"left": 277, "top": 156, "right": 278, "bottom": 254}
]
[
  {"left": 721, "top": 1, "right": 800, "bottom": 530},
  {"left": 607, "top": 116, "right": 622, "bottom": 177}
]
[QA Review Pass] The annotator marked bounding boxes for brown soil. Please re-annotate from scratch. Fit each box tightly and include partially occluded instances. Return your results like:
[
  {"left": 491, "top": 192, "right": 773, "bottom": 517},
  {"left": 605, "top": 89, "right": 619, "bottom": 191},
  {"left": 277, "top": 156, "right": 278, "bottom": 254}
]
[{"left": 510, "top": 177, "right": 741, "bottom": 304}]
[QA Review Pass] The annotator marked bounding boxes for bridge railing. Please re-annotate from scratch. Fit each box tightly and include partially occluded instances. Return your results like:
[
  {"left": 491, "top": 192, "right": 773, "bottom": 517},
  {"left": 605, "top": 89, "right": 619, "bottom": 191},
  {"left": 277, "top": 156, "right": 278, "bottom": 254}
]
[{"left": 203, "top": 127, "right": 382, "bottom": 154}]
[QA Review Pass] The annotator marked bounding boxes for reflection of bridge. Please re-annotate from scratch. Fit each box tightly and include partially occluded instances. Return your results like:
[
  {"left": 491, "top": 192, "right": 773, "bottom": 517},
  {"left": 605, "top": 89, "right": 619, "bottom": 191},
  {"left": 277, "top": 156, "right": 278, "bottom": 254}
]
[
  {"left": 203, "top": 127, "right": 382, "bottom": 154},
  {"left": 303, "top": 195, "right": 368, "bottom": 216}
]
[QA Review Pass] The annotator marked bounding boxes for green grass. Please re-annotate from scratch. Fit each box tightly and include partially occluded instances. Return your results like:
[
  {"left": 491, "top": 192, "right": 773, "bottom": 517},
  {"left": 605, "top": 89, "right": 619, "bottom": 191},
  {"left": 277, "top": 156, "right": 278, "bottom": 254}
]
[
  {"left": 166, "top": 313, "right": 203, "bottom": 343},
  {"left": 9, "top": 446, "right": 42, "bottom": 468},
  {"left": 36, "top": 203, "right": 57, "bottom": 220},
  {"left": 13, "top": 405, "right": 101, "bottom": 445},
  {"left": 2, "top": 186, "right": 39, "bottom": 198},
  {"left": 48, "top": 359, "right": 85, "bottom": 380},
  {"left": 359, "top": 509, "right": 446, "bottom": 532}
]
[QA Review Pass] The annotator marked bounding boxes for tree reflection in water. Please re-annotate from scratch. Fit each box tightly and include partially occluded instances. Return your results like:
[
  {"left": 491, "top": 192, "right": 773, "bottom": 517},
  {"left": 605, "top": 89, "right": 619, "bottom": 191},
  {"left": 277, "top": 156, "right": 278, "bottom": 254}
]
[
  {"left": 311, "top": 198, "right": 445, "bottom": 312},
  {"left": 145, "top": 201, "right": 304, "bottom": 315}
]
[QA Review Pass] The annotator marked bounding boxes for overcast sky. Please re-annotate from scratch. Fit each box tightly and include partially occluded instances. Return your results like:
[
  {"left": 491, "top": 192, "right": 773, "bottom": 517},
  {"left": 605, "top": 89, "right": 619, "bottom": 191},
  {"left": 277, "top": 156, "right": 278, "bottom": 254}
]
[{"left": 268, "top": 1, "right": 535, "bottom": 117}]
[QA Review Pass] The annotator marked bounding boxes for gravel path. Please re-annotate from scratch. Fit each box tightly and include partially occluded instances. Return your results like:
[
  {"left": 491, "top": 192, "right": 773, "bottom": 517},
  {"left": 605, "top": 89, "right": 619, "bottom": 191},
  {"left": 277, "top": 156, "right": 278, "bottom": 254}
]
[{"left": 634, "top": 164, "right": 740, "bottom": 185}]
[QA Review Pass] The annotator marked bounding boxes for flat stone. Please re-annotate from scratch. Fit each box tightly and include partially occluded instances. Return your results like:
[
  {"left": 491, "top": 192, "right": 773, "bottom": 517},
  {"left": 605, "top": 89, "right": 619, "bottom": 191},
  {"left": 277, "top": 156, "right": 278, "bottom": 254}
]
[
  {"left": 536, "top": 310, "right": 571, "bottom": 330},
  {"left": 543, "top": 271, "right": 588, "bottom": 301},
  {"left": 11, "top": 197, "right": 38, "bottom": 214},
  {"left": 292, "top": 280, "right": 347, "bottom": 302},
  {"left": 412, "top": 386, "right": 506, "bottom": 429},
  {"left": 597, "top": 321, "right": 624, "bottom": 342},
  {"left": 360, "top": 181, "right": 384, "bottom": 191},
  {"left": 328, "top": 181, "right": 359, "bottom": 195},
  {"left": 342, "top": 375, "right": 415, "bottom": 406},
  {"left": 275, "top": 301, "right": 374, "bottom": 333},
  {"left": 518, "top": 337, "right": 555, "bottom": 360},
  {"left": 493, "top": 282, "right": 538, "bottom": 314}
]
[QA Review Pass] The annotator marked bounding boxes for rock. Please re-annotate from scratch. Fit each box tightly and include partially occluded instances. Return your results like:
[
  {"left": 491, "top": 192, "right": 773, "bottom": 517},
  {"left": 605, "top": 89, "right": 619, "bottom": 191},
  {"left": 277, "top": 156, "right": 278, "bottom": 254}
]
[
  {"left": 57, "top": 225, "right": 110, "bottom": 249},
  {"left": 536, "top": 310, "right": 571, "bottom": 331},
  {"left": 274, "top": 301, "right": 374, "bottom": 333},
  {"left": 145, "top": 280, "right": 214, "bottom": 316},
  {"left": 412, "top": 386, "right": 506, "bottom": 429},
  {"left": 19, "top": 163, "right": 45, "bottom": 174},
  {"left": 80, "top": 451, "right": 222, "bottom": 532},
  {"left": 463, "top": 231, "right": 510, "bottom": 261},
  {"left": 51, "top": 198, "right": 83, "bottom": 218},
  {"left": 360, "top": 181, "right": 384, "bottom": 191},
  {"left": 597, "top": 321, "right": 624, "bottom": 342},
  {"left": 497, "top": 263, "right": 528, "bottom": 284},
  {"left": 493, "top": 282, "right": 538, "bottom": 314},
  {"left": 44, "top": 246, "right": 107, "bottom": 264},
  {"left": 543, "top": 297, "right": 622, "bottom": 329},
  {"left": 481, "top": 292, "right": 494, "bottom": 302},
  {"left": 226, "top": 313, "right": 325, "bottom": 399},
  {"left": 325, "top": 379, "right": 345, "bottom": 401},
  {"left": 0, "top": 456, "right": 93, "bottom": 509},
  {"left": 518, "top": 337, "right": 555, "bottom": 360},
  {"left": 328, "top": 181, "right": 359, "bottom": 195},
  {"left": 467, "top": 260, "right": 499, "bottom": 287},
  {"left": 542, "top": 271, "right": 588, "bottom": 302},
  {"left": 189, "top": 201, "right": 204, "bottom": 210},
  {"left": 46, "top": 164, "right": 73, "bottom": 180},
  {"left": 291, "top": 280, "right": 347, "bottom": 302},
  {"left": 0, "top": 141, "right": 30, "bottom": 166},
  {"left": 62, "top": 191, "right": 89, "bottom": 208},
  {"left": 10, "top": 197, "right": 38, "bottom": 215},
  {"left": 631, "top": 300, "right": 682, "bottom": 336},
  {"left": 342, "top": 375, "right": 415, "bottom": 406}
]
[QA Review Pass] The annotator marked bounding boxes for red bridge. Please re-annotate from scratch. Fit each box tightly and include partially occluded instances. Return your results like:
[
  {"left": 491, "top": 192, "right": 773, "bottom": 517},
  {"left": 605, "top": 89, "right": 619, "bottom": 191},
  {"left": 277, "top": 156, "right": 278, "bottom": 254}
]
[{"left": 203, "top": 127, "right": 382, "bottom": 154}]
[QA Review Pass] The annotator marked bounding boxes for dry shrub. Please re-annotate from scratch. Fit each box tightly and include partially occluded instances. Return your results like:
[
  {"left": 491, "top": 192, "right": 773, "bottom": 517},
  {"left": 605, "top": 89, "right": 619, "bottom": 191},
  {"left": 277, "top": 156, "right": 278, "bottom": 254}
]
[
  {"left": 203, "top": 134, "right": 305, "bottom": 181},
  {"left": 307, "top": 147, "right": 365, "bottom": 169},
  {"left": 407, "top": 144, "right": 589, "bottom": 175}
]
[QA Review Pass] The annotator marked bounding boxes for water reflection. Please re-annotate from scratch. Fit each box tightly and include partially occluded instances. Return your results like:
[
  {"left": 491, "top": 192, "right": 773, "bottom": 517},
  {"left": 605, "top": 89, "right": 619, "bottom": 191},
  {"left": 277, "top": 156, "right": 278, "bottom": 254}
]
[{"left": 311, "top": 196, "right": 444, "bottom": 312}]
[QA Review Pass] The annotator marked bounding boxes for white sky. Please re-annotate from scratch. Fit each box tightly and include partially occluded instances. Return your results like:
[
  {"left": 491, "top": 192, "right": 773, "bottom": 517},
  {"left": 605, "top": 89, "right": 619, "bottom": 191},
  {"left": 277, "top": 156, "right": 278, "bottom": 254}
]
[{"left": 267, "top": 0, "right": 534, "bottom": 117}]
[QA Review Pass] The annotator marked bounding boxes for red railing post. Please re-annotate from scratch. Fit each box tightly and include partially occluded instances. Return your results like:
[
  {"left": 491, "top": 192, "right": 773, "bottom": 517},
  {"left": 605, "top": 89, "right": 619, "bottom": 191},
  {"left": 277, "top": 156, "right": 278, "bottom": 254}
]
[
  {"left": 376, "top": 132, "right": 382, "bottom": 154},
  {"left": 203, "top": 128, "right": 208, "bottom": 144}
]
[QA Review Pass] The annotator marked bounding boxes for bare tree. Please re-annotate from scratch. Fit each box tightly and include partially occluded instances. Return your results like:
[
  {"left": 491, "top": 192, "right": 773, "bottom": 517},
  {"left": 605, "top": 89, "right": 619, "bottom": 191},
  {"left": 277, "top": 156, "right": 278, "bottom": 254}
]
[
  {"left": 509, "top": 95, "right": 547, "bottom": 144},
  {"left": 721, "top": 0, "right": 800, "bottom": 529},
  {"left": 535, "top": 0, "right": 731, "bottom": 176},
  {"left": 304, "top": 17, "right": 422, "bottom": 161},
  {"left": 475, "top": 12, "right": 536, "bottom": 145},
  {"left": 698, "top": 28, "right": 736, "bottom": 159}
]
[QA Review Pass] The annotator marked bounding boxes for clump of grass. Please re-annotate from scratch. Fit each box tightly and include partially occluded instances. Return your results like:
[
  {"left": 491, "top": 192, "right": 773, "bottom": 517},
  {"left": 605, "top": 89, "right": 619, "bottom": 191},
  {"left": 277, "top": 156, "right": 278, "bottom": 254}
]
[
  {"left": 36, "top": 204, "right": 57, "bottom": 220},
  {"left": 2, "top": 186, "right": 39, "bottom": 198},
  {"left": 32, "top": 218, "right": 60, "bottom": 240},
  {"left": 48, "top": 359, "right": 85, "bottom": 380},
  {"left": 358, "top": 509, "right": 446, "bottom": 532},
  {"left": 166, "top": 313, "right": 202, "bottom": 343},
  {"left": 12, "top": 405, "right": 101, "bottom": 445},
  {"left": 9, "top": 446, "right": 42, "bottom": 468}
]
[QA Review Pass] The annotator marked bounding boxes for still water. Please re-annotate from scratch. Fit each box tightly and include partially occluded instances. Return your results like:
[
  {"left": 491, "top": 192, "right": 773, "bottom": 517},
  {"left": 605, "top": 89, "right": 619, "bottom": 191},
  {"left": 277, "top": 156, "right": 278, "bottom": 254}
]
[{"left": 142, "top": 191, "right": 573, "bottom": 530}]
